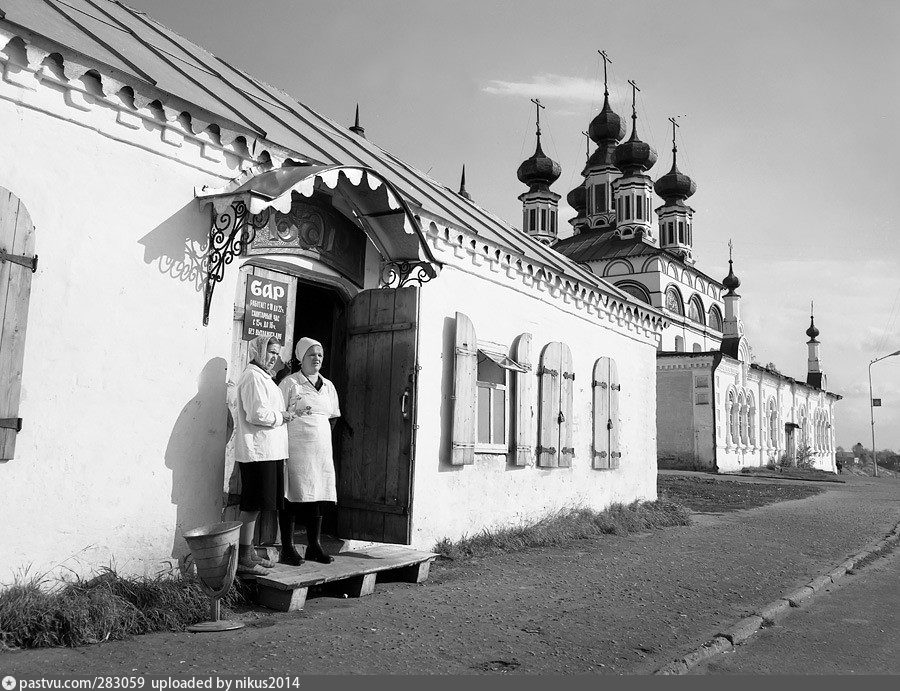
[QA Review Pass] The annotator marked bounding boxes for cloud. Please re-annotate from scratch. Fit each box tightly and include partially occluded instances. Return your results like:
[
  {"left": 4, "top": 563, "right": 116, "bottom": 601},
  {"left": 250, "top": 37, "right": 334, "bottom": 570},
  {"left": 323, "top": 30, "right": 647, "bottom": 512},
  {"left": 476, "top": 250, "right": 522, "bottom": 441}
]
[{"left": 482, "top": 73, "right": 610, "bottom": 104}]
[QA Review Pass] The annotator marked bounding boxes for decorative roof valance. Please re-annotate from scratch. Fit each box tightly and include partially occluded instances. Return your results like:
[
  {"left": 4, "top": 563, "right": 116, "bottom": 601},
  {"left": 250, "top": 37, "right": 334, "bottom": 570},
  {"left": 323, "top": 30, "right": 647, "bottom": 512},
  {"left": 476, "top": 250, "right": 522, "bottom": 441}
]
[{"left": 197, "top": 164, "right": 440, "bottom": 324}]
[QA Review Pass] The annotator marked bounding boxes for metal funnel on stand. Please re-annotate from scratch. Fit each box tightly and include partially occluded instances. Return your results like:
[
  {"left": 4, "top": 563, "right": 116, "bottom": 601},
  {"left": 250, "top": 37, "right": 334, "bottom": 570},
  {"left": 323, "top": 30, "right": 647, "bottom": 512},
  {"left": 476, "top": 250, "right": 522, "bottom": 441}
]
[{"left": 183, "top": 521, "right": 245, "bottom": 632}]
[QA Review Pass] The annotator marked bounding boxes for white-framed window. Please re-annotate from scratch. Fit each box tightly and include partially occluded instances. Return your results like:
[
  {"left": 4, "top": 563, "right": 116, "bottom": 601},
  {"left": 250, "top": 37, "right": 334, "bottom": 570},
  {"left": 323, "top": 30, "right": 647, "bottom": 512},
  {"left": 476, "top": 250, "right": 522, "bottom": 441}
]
[{"left": 476, "top": 346, "right": 525, "bottom": 453}]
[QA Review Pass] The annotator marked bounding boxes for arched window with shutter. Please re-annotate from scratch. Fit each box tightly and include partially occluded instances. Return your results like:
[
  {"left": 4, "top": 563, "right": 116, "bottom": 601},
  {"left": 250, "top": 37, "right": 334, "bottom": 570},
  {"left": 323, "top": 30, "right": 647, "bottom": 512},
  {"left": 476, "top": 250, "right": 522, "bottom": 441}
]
[
  {"left": 537, "top": 342, "right": 574, "bottom": 468},
  {"left": 0, "top": 188, "right": 37, "bottom": 462}
]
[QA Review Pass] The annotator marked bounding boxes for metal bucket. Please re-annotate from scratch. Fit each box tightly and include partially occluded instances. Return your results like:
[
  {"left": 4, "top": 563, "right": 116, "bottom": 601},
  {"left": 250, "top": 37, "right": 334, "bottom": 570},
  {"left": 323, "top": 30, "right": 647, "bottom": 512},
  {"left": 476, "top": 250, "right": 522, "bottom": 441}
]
[{"left": 183, "top": 521, "right": 242, "bottom": 592}]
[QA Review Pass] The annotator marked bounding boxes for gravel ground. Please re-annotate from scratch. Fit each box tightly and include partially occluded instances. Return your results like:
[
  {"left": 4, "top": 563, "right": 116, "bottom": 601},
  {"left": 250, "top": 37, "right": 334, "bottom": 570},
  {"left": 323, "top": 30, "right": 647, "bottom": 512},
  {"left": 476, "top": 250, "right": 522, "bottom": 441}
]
[{"left": 2, "top": 472, "right": 898, "bottom": 675}]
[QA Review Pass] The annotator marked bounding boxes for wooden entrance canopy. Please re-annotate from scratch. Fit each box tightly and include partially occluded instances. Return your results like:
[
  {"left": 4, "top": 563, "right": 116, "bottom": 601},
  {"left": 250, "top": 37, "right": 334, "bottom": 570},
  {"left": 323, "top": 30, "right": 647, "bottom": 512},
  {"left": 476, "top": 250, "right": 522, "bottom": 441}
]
[{"left": 197, "top": 164, "right": 440, "bottom": 325}]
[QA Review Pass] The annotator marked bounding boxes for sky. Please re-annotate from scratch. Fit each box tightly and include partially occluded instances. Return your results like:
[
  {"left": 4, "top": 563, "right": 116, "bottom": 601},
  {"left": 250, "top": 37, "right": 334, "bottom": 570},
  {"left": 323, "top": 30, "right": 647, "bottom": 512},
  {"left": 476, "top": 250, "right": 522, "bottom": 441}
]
[{"left": 126, "top": 0, "right": 900, "bottom": 450}]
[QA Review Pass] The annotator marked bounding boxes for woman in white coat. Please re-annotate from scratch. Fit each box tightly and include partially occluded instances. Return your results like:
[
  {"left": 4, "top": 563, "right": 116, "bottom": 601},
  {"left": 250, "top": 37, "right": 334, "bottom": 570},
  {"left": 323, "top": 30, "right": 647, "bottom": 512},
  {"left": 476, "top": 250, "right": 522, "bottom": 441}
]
[
  {"left": 234, "top": 335, "right": 295, "bottom": 575},
  {"left": 278, "top": 337, "right": 341, "bottom": 564}
]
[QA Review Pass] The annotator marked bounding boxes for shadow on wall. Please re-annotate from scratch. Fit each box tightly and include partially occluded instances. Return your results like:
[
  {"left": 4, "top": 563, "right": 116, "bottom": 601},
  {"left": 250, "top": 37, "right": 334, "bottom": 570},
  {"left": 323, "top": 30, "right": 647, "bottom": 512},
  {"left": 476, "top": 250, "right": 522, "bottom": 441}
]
[
  {"left": 166, "top": 357, "right": 229, "bottom": 570},
  {"left": 138, "top": 201, "right": 209, "bottom": 292}
]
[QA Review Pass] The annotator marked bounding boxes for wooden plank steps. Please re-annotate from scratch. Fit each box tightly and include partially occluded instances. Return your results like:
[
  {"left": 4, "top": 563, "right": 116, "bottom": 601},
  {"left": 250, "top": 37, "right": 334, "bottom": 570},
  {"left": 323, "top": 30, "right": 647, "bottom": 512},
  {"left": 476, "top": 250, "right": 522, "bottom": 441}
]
[{"left": 249, "top": 544, "right": 437, "bottom": 612}]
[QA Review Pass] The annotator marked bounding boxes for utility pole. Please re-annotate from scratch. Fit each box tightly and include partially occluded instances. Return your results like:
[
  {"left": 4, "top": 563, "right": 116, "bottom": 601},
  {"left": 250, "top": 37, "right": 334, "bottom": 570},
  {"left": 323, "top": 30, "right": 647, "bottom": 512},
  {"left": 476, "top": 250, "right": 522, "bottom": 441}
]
[{"left": 868, "top": 349, "right": 900, "bottom": 477}]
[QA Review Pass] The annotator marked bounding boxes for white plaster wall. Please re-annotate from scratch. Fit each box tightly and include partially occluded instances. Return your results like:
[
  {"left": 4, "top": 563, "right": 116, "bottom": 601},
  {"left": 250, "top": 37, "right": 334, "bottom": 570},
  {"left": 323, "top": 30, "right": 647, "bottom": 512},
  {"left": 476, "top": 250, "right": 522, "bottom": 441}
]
[
  {"left": 408, "top": 264, "right": 659, "bottom": 550},
  {"left": 0, "top": 78, "right": 250, "bottom": 583},
  {"left": 714, "top": 361, "right": 838, "bottom": 473},
  {"left": 656, "top": 356, "right": 716, "bottom": 469}
]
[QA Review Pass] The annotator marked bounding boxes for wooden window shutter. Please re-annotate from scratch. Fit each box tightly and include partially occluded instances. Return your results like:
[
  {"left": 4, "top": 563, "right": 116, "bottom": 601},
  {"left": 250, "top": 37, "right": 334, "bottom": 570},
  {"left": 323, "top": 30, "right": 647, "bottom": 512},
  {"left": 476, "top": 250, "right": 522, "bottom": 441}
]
[
  {"left": 513, "top": 332, "right": 533, "bottom": 466},
  {"left": 451, "top": 311, "right": 477, "bottom": 465},
  {"left": 558, "top": 343, "right": 575, "bottom": 467},
  {"left": 592, "top": 357, "right": 622, "bottom": 469},
  {"left": 537, "top": 342, "right": 562, "bottom": 467},
  {"left": 0, "top": 189, "right": 36, "bottom": 462},
  {"left": 609, "top": 358, "right": 621, "bottom": 466}
]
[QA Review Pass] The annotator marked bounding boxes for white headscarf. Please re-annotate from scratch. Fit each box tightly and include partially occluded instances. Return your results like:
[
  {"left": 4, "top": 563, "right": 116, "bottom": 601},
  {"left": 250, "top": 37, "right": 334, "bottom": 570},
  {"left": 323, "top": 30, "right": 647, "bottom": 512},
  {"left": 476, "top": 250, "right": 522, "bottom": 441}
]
[
  {"left": 294, "top": 337, "right": 324, "bottom": 362},
  {"left": 248, "top": 335, "right": 280, "bottom": 368}
]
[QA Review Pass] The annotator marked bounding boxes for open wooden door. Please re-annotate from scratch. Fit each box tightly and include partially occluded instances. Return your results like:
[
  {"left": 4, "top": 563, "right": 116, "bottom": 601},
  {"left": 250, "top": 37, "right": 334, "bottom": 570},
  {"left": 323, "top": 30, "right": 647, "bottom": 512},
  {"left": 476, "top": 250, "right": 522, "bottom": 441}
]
[{"left": 338, "top": 286, "right": 419, "bottom": 544}]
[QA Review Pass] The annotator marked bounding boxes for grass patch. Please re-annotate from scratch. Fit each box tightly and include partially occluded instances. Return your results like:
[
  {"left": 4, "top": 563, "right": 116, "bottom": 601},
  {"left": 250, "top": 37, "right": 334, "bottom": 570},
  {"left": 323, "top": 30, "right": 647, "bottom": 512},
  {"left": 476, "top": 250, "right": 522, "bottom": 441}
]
[
  {"left": 434, "top": 498, "right": 690, "bottom": 560},
  {"left": 0, "top": 568, "right": 250, "bottom": 650},
  {"left": 659, "top": 475, "right": 824, "bottom": 513}
]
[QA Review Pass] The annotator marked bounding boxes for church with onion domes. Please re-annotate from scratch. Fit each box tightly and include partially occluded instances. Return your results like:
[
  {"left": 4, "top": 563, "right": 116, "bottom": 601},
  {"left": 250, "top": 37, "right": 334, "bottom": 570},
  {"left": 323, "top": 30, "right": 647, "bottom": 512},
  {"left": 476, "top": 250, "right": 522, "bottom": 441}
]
[{"left": 511, "top": 55, "right": 842, "bottom": 473}]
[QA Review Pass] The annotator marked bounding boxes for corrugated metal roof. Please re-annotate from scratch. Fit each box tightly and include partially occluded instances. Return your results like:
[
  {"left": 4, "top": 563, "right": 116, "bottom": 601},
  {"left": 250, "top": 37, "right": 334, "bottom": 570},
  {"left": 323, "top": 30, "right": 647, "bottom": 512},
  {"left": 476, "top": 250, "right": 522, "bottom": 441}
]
[{"left": 0, "top": 0, "right": 639, "bottom": 301}]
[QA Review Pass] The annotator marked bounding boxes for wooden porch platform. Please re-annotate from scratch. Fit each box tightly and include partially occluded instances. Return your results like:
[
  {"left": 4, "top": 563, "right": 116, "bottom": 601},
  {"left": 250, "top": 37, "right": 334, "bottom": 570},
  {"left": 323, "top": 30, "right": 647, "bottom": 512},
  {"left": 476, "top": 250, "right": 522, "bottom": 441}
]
[{"left": 247, "top": 544, "right": 438, "bottom": 612}]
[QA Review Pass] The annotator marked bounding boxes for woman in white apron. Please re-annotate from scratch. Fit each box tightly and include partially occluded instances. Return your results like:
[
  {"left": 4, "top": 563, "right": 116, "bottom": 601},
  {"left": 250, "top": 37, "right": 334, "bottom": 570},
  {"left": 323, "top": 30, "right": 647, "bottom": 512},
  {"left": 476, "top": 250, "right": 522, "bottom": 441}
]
[{"left": 278, "top": 337, "right": 341, "bottom": 564}]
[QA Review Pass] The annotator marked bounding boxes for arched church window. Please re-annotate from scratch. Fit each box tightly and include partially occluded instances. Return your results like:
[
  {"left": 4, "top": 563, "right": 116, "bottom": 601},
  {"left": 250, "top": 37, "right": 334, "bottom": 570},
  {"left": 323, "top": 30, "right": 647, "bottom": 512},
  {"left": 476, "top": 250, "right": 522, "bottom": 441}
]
[
  {"left": 727, "top": 390, "right": 736, "bottom": 445},
  {"left": 748, "top": 394, "right": 757, "bottom": 446},
  {"left": 665, "top": 286, "right": 684, "bottom": 315},
  {"left": 768, "top": 399, "right": 778, "bottom": 449},
  {"left": 675, "top": 335, "right": 685, "bottom": 352},
  {"left": 615, "top": 281, "right": 651, "bottom": 304},
  {"left": 708, "top": 305, "right": 723, "bottom": 332},
  {"left": 688, "top": 296, "right": 704, "bottom": 325}
]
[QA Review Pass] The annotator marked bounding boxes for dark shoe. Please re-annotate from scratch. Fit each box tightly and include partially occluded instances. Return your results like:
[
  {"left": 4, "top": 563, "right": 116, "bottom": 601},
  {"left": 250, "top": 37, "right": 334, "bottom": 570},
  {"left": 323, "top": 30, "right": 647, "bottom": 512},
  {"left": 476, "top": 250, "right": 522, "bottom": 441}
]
[
  {"left": 278, "top": 509, "right": 304, "bottom": 566},
  {"left": 305, "top": 516, "right": 334, "bottom": 564}
]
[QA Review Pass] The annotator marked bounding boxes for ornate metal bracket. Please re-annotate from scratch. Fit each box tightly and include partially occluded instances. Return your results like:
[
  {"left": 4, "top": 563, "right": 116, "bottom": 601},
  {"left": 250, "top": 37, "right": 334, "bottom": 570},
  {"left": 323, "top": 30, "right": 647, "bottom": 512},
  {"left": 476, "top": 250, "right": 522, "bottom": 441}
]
[
  {"left": 202, "top": 201, "right": 269, "bottom": 325},
  {"left": 379, "top": 260, "right": 438, "bottom": 289}
]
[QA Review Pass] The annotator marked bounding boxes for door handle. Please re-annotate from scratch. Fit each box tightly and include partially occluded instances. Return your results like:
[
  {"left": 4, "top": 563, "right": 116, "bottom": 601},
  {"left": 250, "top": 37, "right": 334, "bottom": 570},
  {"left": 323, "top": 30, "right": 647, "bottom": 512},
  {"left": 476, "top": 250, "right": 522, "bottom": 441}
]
[{"left": 401, "top": 388, "right": 411, "bottom": 419}]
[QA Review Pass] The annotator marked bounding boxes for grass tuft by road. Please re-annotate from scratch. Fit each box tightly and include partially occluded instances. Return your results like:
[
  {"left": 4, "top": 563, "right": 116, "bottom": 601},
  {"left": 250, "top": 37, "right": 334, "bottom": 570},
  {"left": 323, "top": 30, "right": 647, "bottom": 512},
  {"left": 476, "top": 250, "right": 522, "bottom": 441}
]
[
  {"left": 434, "top": 499, "right": 691, "bottom": 560},
  {"left": 0, "top": 567, "right": 251, "bottom": 650}
]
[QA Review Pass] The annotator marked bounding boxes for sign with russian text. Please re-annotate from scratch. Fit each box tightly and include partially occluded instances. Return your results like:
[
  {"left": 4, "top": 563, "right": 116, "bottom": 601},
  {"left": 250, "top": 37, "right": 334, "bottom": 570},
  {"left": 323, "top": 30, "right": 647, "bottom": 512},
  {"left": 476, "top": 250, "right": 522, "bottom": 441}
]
[
  {"left": 873, "top": 398, "right": 882, "bottom": 407},
  {"left": 242, "top": 276, "right": 289, "bottom": 343}
]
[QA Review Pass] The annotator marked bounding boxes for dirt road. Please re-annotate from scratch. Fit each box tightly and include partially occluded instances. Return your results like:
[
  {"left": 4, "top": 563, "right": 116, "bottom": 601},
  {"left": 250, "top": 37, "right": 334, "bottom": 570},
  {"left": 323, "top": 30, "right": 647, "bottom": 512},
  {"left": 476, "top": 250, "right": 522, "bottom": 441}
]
[{"left": 2, "top": 472, "right": 898, "bottom": 675}]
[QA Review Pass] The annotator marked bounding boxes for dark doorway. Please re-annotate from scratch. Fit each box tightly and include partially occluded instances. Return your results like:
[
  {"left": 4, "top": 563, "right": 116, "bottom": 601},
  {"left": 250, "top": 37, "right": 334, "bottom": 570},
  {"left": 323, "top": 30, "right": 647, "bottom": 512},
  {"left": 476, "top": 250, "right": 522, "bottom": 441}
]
[{"left": 283, "top": 280, "right": 347, "bottom": 539}]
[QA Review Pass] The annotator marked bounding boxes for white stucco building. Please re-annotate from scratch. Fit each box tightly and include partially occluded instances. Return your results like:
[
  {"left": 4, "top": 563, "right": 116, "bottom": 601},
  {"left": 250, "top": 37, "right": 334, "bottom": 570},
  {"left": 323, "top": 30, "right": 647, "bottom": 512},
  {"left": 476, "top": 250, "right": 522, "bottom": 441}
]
[{"left": 0, "top": 0, "right": 668, "bottom": 583}]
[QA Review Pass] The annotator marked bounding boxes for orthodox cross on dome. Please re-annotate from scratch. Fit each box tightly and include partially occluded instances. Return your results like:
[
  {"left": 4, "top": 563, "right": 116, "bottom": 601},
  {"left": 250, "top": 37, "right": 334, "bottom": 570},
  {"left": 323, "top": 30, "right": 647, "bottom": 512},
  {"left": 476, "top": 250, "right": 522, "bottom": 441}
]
[
  {"left": 728, "top": 238, "right": 734, "bottom": 261},
  {"left": 598, "top": 50, "right": 612, "bottom": 97},
  {"left": 531, "top": 98, "right": 545, "bottom": 144},
  {"left": 627, "top": 79, "right": 640, "bottom": 127},
  {"left": 668, "top": 116, "right": 680, "bottom": 164}
]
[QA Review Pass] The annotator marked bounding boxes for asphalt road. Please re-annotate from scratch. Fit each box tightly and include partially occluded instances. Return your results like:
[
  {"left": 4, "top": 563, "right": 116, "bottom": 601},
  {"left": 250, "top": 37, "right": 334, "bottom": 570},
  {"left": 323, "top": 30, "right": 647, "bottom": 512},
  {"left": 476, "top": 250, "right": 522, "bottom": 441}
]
[{"left": 694, "top": 548, "right": 900, "bottom": 675}]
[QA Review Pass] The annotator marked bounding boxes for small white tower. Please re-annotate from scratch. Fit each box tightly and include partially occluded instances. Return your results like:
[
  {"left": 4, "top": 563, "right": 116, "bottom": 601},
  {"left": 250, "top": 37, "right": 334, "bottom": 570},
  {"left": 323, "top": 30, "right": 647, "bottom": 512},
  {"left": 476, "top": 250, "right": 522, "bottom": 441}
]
[
  {"left": 612, "top": 80, "right": 658, "bottom": 243},
  {"left": 655, "top": 118, "right": 697, "bottom": 264},
  {"left": 722, "top": 241, "right": 743, "bottom": 338},
  {"left": 806, "top": 301, "right": 826, "bottom": 389},
  {"left": 517, "top": 98, "right": 562, "bottom": 245},
  {"left": 582, "top": 50, "right": 626, "bottom": 231}
]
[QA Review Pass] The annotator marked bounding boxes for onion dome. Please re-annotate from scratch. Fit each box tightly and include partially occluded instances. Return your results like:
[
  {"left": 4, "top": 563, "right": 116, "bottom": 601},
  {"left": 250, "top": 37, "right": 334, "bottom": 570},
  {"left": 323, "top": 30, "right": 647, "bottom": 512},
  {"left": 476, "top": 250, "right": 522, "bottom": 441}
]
[
  {"left": 588, "top": 95, "right": 626, "bottom": 144},
  {"left": 806, "top": 305, "right": 820, "bottom": 341},
  {"left": 567, "top": 181, "right": 586, "bottom": 214},
  {"left": 517, "top": 139, "right": 561, "bottom": 191},
  {"left": 806, "top": 315, "right": 820, "bottom": 341},
  {"left": 655, "top": 160, "right": 696, "bottom": 202},
  {"left": 614, "top": 123, "right": 658, "bottom": 175},
  {"left": 723, "top": 258, "right": 740, "bottom": 295}
]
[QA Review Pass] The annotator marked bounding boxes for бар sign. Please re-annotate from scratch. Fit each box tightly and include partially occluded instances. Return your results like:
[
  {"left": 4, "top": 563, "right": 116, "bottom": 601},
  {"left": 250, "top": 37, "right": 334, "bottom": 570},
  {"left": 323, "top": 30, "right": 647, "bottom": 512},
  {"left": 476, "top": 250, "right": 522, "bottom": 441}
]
[{"left": 242, "top": 276, "right": 289, "bottom": 343}]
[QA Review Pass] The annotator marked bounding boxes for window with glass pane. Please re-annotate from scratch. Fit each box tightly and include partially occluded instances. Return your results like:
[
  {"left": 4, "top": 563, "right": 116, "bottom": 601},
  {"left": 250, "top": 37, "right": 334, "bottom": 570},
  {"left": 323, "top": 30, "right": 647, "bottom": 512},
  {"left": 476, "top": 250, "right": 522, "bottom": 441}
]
[
  {"left": 476, "top": 354, "right": 508, "bottom": 450},
  {"left": 596, "top": 184, "right": 607, "bottom": 212}
]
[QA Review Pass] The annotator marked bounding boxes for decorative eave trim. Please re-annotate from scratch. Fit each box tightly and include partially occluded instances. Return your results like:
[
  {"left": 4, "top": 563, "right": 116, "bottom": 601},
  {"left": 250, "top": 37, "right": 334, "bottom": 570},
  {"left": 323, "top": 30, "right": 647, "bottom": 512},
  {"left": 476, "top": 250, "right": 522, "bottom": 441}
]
[
  {"left": 0, "top": 26, "right": 313, "bottom": 173},
  {"left": 415, "top": 209, "right": 669, "bottom": 342}
]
